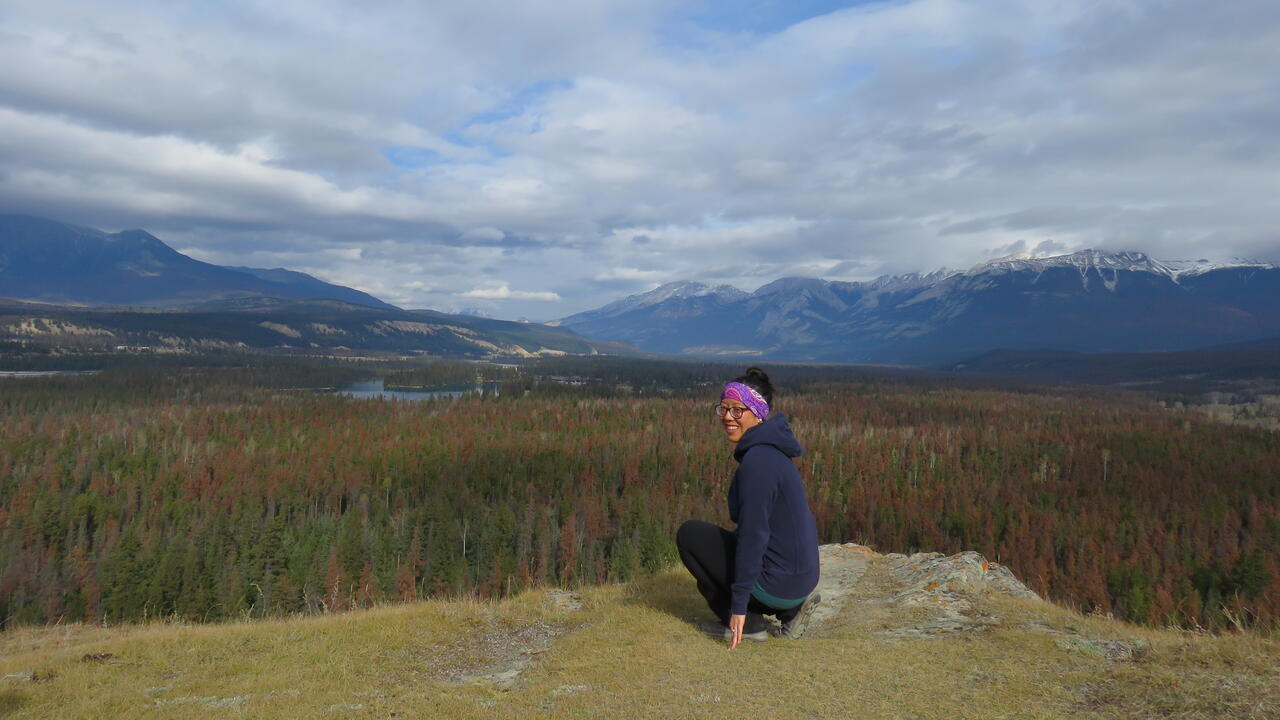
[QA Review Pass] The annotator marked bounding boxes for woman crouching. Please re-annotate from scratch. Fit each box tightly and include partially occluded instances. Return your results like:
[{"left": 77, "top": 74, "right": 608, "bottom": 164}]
[{"left": 676, "top": 367, "right": 821, "bottom": 649}]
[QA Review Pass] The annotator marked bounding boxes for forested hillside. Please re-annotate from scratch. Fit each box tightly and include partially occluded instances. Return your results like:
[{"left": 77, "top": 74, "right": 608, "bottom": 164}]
[{"left": 1, "top": 363, "right": 1277, "bottom": 630}]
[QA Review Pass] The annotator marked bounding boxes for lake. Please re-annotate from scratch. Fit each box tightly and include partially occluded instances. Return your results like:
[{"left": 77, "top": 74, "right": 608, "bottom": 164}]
[
  {"left": 334, "top": 378, "right": 501, "bottom": 401},
  {"left": 0, "top": 370, "right": 102, "bottom": 378}
]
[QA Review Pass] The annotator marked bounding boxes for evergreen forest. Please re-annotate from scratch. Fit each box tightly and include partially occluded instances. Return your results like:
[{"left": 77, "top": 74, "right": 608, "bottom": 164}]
[{"left": 1, "top": 358, "right": 1277, "bottom": 631}]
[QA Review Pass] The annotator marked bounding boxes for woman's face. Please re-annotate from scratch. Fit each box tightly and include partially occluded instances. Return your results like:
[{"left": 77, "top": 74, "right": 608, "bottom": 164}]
[{"left": 717, "top": 398, "right": 762, "bottom": 443}]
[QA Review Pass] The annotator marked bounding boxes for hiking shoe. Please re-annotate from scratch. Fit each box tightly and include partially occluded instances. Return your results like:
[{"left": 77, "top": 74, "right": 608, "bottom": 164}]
[
  {"left": 699, "top": 620, "right": 768, "bottom": 643},
  {"left": 780, "top": 592, "right": 821, "bottom": 639}
]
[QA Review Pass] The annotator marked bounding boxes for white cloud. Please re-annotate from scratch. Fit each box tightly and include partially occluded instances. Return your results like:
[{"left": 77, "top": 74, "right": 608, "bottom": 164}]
[
  {"left": 325, "top": 247, "right": 364, "bottom": 261},
  {"left": 459, "top": 283, "right": 562, "bottom": 301},
  {"left": 593, "top": 267, "right": 667, "bottom": 283},
  {"left": 458, "top": 227, "right": 506, "bottom": 243}
]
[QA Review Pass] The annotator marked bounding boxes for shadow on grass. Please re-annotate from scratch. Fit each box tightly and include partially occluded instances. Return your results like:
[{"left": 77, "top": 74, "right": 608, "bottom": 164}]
[
  {"left": 622, "top": 568, "right": 712, "bottom": 627},
  {"left": 0, "top": 689, "right": 29, "bottom": 717}
]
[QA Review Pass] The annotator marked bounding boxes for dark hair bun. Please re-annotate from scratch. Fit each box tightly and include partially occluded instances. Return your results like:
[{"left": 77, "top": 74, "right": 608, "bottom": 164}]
[{"left": 734, "top": 366, "right": 774, "bottom": 406}]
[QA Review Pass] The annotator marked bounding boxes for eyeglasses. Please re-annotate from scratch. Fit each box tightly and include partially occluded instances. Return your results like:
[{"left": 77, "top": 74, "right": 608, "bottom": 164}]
[{"left": 713, "top": 403, "right": 753, "bottom": 420}]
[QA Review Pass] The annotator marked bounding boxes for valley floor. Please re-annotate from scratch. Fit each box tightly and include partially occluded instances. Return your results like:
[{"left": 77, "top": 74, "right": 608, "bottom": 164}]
[{"left": 1, "top": 548, "right": 1277, "bottom": 719}]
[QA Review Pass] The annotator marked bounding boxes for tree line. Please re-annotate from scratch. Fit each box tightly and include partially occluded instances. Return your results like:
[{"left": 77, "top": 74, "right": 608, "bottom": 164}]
[{"left": 1, "top": 363, "right": 1276, "bottom": 630}]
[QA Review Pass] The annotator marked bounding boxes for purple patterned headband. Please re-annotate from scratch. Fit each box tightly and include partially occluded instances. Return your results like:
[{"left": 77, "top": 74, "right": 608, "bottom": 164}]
[{"left": 721, "top": 382, "right": 769, "bottom": 421}]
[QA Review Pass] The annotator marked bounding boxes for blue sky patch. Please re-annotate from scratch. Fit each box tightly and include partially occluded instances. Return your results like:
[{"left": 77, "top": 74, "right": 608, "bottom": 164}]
[
  {"left": 381, "top": 146, "right": 441, "bottom": 170},
  {"left": 678, "top": 0, "right": 890, "bottom": 37},
  {"left": 464, "top": 79, "right": 572, "bottom": 128}
]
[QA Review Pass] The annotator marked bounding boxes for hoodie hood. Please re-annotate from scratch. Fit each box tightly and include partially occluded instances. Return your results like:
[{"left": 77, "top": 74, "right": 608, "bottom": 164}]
[{"left": 733, "top": 412, "right": 804, "bottom": 462}]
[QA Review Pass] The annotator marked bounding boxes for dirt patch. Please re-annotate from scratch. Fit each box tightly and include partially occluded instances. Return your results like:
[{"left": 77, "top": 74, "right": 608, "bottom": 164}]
[
  {"left": 546, "top": 590, "right": 583, "bottom": 612},
  {"left": 432, "top": 617, "right": 572, "bottom": 689},
  {"left": 1055, "top": 636, "right": 1152, "bottom": 662}
]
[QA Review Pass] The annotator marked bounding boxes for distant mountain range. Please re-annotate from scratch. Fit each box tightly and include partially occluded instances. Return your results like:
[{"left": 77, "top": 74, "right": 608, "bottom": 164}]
[
  {"left": 8, "top": 214, "right": 1280, "bottom": 366},
  {"left": 557, "top": 250, "right": 1280, "bottom": 365},
  {"left": 0, "top": 215, "right": 630, "bottom": 359},
  {"left": 0, "top": 215, "right": 395, "bottom": 309}
]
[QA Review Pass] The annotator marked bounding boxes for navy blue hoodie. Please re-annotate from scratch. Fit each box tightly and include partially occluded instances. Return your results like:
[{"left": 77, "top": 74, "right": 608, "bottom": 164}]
[{"left": 727, "top": 412, "right": 820, "bottom": 615}]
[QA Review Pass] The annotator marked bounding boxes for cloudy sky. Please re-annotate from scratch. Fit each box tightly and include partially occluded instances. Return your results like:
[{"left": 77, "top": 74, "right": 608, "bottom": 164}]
[{"left": 2, "top": 0, "right": 1278, "bottom": 319}]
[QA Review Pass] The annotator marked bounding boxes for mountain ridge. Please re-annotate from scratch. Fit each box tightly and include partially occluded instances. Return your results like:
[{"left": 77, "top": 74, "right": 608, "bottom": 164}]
[
  {"left": 0, "top": 215, "right": 647, "bottom": 359},
  {"left": 0, "top": 214, "right": 397, "bottom": 310},
  {"left": 558, "top": 249, "right": 1280, "bottom": 365},
  {"left": 549, "top": 280, "right": 748, "bottom": 327},
  {"left": 0, "top": 296, "right": 637, "bottom": 359}
]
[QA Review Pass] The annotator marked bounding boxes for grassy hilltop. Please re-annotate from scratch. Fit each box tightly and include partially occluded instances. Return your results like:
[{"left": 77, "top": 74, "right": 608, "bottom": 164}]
[{"left": 2, "top": 550, "right": 1277, "bottom": 720}]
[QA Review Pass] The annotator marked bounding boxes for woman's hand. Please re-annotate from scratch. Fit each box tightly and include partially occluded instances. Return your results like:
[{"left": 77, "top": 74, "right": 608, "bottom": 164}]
[{"left": 727, "top": 613, "right": 746, "bottom": 650}]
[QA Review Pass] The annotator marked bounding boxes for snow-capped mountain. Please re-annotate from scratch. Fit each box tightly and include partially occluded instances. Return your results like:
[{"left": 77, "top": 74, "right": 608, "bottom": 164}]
[
  {"left": 970, "top": 250, "right": 1175, "bottom": 277},
  {"left": 557, "top": 250, "right": 1280, "bottom": 365},
  {"left": 556, "top": 281, "right": 748, "bottom": 325},
  {"left": 969, "top": 250, "right": 1274, "bottom": 283}
]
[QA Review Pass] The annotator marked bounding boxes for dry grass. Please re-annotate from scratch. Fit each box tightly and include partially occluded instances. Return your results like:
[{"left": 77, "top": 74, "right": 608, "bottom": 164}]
[{"left": 2, "top": 567, "right": 1278, "bottom": 719}]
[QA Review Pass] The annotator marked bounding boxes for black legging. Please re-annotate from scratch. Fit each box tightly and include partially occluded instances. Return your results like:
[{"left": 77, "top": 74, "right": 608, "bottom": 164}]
[{"left": 676, "top": 519, "right": 799, "bottom": 634}]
